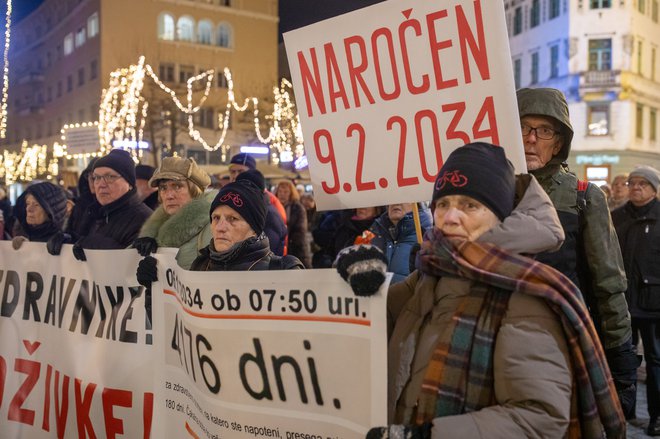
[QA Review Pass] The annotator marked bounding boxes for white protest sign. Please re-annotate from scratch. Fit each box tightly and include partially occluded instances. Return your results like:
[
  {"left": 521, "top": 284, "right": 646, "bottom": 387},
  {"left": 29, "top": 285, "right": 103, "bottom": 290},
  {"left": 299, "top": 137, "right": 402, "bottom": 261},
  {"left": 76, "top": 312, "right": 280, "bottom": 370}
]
[
  {"left": 0, "top": 243, "right": 153, "bottom": 439},
  {"left": 62, "top": 124, "right": 101, "bottom": 155},
  {"left": 152, "top": 249, "right": 389, "bottom": 439},
  {"left": 284, "top": 0, "right": 524, "bottom": 210}
]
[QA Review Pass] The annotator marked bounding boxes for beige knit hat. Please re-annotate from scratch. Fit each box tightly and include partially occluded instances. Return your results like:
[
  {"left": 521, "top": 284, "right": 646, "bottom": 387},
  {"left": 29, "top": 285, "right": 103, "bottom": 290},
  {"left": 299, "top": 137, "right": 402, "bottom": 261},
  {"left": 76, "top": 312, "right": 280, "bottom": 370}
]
[{"left": 149, "top": 157, "right": 211, "bottom": 191}]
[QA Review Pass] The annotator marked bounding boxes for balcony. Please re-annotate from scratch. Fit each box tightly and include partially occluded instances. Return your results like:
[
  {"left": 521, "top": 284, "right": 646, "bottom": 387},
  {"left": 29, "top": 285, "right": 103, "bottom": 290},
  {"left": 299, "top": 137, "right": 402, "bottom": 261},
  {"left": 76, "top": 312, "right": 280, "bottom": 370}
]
[
  {"left": 17, "top": 72, "right": 45, "bottom": 85},
  {"left": 580, "top": 70, "right": 620, "bottom": 88}
]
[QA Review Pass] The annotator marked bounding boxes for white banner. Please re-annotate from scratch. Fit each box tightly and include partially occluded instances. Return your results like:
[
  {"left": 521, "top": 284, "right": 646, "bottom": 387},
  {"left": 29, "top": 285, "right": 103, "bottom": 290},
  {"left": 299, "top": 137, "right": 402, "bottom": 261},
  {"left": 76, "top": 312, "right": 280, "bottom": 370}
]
[
  {"left": 0, "top": 243, "right": 388, "bottom": 438},
  {"left": 284, "top": 0, "right": 524, "bottom": 210},
  {"left": 152, "top": 248, "right": 389, "bottom": 439}
]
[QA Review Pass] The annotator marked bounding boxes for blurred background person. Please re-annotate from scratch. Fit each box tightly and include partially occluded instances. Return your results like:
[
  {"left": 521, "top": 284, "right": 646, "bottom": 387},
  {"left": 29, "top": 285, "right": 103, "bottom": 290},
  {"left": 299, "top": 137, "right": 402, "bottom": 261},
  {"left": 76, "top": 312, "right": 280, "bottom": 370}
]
[
  {"left": 135, "top": 164, "right": 159, "bottom": 209},
  {"left": 609, "top": 174, "right": 629, "bottom": 211},
  {"left": 276, "top": 179, "right": 311, "bottom": 267},
  {"left": 65, "top": 158, "right": 98, "bottom": 239}
]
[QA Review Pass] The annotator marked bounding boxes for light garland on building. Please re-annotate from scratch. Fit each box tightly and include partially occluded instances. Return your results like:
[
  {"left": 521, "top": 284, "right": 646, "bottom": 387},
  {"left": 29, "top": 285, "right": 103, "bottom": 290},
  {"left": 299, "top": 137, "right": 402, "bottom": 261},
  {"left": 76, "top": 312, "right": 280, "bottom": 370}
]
[
  {"left": 0, "top": 141, "right": 58, "bottom": 185},
  {"left": 59, "top": 121, "right": 103, "bottom": 159},
  {"left": 0, "top": 0, "right": 12, "bottom": 139}
]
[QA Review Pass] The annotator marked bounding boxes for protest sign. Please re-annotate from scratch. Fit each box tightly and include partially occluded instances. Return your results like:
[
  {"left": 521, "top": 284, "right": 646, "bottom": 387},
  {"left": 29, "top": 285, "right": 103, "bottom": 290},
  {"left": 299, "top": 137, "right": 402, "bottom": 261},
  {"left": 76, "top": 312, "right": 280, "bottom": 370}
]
[
  {"left": 152, "top": 248, "right": 389, "bottom": 439},
  {"left": 0, "top": 243, "right": 153, "bottom": 439},
  {"left": 284, "top": 0, "right": 524, "bottom": 210}
]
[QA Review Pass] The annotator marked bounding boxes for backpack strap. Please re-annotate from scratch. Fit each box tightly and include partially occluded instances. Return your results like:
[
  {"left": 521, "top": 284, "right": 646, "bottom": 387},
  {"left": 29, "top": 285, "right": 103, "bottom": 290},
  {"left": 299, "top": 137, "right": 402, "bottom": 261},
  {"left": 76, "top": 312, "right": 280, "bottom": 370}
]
[{"left": 576, "top": 179, "right": 590, "bottom": 217}]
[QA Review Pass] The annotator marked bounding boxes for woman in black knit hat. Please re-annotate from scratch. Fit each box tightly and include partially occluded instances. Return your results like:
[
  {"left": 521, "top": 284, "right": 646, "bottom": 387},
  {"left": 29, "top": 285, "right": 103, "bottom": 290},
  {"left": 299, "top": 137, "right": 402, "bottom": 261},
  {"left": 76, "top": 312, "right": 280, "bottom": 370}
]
[{"left": 12, "top": 182, "right": 68, "bottom": 246}]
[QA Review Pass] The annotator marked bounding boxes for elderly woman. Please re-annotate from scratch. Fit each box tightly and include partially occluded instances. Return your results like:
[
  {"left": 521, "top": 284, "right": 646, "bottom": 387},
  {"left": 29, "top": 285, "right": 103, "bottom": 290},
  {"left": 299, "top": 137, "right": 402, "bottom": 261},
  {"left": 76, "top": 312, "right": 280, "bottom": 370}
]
[
  {"left": 337, "top": 143, "right": 624, "bottom": 438},
  {"left": 188, "top": 179, "right": 303, "bottom": 271},
  {"left": 132, "top": 156, "right": 214, "bottom": 269},
  {"left": 276, "top": 179, "right": 311, "bottom": 267},
  {"left": 12, "top": 182, "right": 68, "bottom": 247}
]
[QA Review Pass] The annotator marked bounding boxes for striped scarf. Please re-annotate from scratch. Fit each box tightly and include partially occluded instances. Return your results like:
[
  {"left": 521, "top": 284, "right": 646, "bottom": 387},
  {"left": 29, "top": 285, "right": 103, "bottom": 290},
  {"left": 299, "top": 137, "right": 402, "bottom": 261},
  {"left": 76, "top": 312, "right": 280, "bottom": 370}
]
[{"left": 415, "top": 229, "right": 625, "bottom": 439}]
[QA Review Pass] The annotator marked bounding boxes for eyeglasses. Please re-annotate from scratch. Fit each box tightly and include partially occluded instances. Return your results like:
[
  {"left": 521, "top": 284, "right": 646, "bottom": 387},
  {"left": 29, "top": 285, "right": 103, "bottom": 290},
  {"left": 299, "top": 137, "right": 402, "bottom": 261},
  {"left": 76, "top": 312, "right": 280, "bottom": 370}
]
[
  {"left": 627, "top": 180, "right": 651, "bottom": 188},
  {"left": 91, "top": 174, "right": 123, "bottom": 184},
  {"left": 521, "top": 123, "right": 558, "bottom": 140},
  {"left": 158, "top": 181, "right": 187, "bottom": 193}
]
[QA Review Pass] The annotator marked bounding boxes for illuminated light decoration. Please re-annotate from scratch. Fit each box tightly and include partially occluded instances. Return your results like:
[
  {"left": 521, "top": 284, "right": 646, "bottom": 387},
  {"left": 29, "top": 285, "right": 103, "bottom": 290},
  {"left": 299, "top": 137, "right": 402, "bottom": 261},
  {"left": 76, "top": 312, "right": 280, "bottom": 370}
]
[
  {"left": 59, "top": 121, "right": 102, "bottom": 159},
  {"left": 0, "top": 0, "right": 11, "bottom": 138},
  {"left": 240, "top": 145, "right": 269, "bottom": 155},
  {"left": 113, "top": 139, "right": 149, "bottom": 149},
  {"left": 294, "top": 155, "right": 308, "bottom": 170},
  {"left": 0, "top": 142, "right": 58, "bottom": 185}
]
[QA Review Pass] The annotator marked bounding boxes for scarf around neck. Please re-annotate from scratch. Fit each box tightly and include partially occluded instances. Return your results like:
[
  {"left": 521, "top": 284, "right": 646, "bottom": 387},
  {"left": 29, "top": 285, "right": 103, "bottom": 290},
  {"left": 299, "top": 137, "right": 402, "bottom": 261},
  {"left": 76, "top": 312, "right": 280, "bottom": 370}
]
[{"left": 415, "top": 229, "right": 625, "bottom": 439}]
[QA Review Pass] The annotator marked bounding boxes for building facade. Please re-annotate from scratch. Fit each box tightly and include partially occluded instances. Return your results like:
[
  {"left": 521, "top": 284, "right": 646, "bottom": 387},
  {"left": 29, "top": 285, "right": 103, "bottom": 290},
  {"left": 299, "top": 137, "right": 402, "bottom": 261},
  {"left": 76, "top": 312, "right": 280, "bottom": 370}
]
[
  {"left": 507, "top": 0, "right": 660, "bottom": 183},
  {"left": 4, "top": 0, "right": 278, "bottom": 171}
]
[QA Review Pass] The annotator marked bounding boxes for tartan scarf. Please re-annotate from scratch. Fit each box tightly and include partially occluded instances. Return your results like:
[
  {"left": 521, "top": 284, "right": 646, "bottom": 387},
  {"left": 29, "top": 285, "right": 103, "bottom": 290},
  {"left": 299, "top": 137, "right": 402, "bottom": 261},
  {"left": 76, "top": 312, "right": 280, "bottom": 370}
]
[{"left": 414, "top": 229, "right": 625, "bottom": 439}]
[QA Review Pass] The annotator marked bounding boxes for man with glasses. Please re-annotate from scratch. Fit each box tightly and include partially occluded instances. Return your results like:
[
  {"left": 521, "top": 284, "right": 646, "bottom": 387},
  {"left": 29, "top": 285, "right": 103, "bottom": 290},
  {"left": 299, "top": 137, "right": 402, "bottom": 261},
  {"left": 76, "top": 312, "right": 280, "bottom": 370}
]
[
  {"left": 74, "top": 149, "right": 152, "bottom": 255},
  {"left": 517, "top": 88, "right": 639, "bottom": 419},
  {"left": 611, "top": 165, "right": 660, "bottom": 435}
]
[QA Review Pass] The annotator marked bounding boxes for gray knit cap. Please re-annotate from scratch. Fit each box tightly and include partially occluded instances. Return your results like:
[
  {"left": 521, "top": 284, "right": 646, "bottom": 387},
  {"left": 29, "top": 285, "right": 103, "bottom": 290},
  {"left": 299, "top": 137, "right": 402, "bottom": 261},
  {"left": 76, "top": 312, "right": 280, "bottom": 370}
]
[{"left": 629, "top": 165, "right": 660, "bottom": 192}]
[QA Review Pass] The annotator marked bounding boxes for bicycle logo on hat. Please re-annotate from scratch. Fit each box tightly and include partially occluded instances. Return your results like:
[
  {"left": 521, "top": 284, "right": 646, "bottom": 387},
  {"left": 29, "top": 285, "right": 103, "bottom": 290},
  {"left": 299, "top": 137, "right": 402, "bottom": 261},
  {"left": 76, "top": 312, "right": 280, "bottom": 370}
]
[
  {"left": 220, "top": 192, "right": 243, "bottom": 207},
  {"left": 435, "top": 170, "right": 468, "bottom": 190}
]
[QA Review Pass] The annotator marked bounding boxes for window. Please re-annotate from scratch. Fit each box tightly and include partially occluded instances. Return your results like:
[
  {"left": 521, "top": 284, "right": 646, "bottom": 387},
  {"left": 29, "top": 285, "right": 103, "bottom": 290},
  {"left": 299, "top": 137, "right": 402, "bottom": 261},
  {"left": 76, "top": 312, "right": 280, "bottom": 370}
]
[
  {"left": 587, "top": 103, "right": 610, "bottom": 135},
  {"left": 78, "top": 109, "right": 85, "bottom": 122},
  {"left": 549, "top": 0, "right": 561, "bottom": 18},
  {"left": 652, "top": 47, "right": 657, "bottom": 80},
  {"left": 197, "top": 108, "right": 215, "bottom": 128},
  {"left": 63, "top": 33, "right": 74, "bottom": 55},
  {"left": 588, "top": 39, "right": 612, "bottom": 70},
  {"left": 87, "top": 12, "right": 99, "bottom": 38},
  {"left": 216, "top": 23, "right": 232, "bottom": 47},
  {"left": 651, "top": 107, "right": 657, "bottom": 141},
  {"left": 514, "top": 58, "right": 522, "bottom": 88},
  {"left": 217, "top": 71, "right": 228, "bottom": 88},
  {"left": 159, "top": 63, "right": 175, "bottom": 82},
  {"left": 639, "top": 0, "right": 646, "bottom": 13},
  {"left": 90, "top": 59, "right": 97, "bottom": 80},
  {"left": 653, "top": 0, "right": 659, "bottom": 21},
  {"left": 177, "top": 16, "right": 195, "bottom": 42},
  {"left": 47, "top": 86, "right": 52, "bottom": 102},
  {"left": 585, "top": 166, "right": 610, "bottom": 186},
  {"left": 46, "top": 51, "right": 51, "bottom": 67},
  {"left": 531, "top": 0, "right": 541, "bottom": 27},
  {"left": 158, "top": 13, "right": 175, "bottom": 40},
  {"left": 78, "top": 67, "right": 85, "bottom": 86},
  {"left": 67, "top": 75, "right": 73, "bottom": 92},
  {"left": 550, "top": 45, "right": 559, "bottom": 78},
  {"left": 638, "top": 41, "right": 643, "bottom": 75},
  {"left": 75, "top": 27, "right": 85, "bottom": 48},
  {"left": 591, "top": 0, "right": 611, "bottom": 8},
  {"left": 513, "top": 7, "right": 523, "bottom": 35},
  {"left": 179, "top": 65, "right": 194, "bottom": 83},
  {"left": 531, "top": 52, "right": 539, "bottom": 84},
  {"left": 57, "top": 81, "right": 62, "bottom": 98},
  {"left": 198, "top": 20, "right": 213, "bottom": 45},
  {"left": 636, "top": 104, "right": 644, "bottom": 138},
  {"left": 219, "top": 0, "right": 231, "bottom": 6}
]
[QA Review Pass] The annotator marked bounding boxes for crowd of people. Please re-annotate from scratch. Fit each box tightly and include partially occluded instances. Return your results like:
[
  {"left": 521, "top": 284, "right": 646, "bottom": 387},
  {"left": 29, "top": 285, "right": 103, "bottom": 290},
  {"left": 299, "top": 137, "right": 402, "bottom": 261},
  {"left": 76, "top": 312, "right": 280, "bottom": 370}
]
[{"left": 1, "top": 87, "right": 660, "bottom": 437}]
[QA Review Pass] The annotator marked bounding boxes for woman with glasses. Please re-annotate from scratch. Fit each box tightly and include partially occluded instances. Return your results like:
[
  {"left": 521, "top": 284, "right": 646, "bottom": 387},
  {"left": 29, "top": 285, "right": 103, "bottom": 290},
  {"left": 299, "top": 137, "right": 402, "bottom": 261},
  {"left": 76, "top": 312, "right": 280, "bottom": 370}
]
[{"left": 132, "top": 156, "right": 215, "bottom": 269}]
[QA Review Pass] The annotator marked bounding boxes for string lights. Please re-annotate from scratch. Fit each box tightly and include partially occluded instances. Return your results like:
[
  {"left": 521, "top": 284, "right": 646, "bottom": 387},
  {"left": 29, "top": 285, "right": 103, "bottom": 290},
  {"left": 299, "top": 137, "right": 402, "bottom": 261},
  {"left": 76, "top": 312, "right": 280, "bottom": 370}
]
[
  {"left": 0, "top": 141, "right": 57, "bottom": 185},
  {"left": 0, "top": 0, "right": 12, "bottom": 138}
]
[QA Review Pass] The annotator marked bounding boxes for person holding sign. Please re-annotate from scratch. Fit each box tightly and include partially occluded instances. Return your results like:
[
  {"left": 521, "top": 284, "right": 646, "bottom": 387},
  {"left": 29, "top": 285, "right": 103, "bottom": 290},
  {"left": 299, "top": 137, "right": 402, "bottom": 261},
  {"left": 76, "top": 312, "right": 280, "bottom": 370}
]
[{"left": 337, "top": 143, "right": 624, "bottom": 438}]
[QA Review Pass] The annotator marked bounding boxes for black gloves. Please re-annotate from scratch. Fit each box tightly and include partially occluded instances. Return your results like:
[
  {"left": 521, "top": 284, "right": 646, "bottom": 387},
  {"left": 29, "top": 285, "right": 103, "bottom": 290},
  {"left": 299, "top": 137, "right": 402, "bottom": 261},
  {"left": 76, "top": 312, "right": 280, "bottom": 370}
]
[
  {"left": 137, "top": 256, "right": 158, "bottom": 288},
  {"left": 133, "top": 237, "right": 159, "bottom": 257},
  {"left": 72, "top": 242, "right": 87, "bottom": 261},
  {"left": 335, "top": 244, "right": 387, "bottom": 297},
  {"left": 46, "top": 232, "right": 72, "bottom": 255},
  {"left": 605, "top": 337, "right": 641, "bottom": 419},
  {"left": 366, "top": 423, "right": 431, "bottom": 439}
]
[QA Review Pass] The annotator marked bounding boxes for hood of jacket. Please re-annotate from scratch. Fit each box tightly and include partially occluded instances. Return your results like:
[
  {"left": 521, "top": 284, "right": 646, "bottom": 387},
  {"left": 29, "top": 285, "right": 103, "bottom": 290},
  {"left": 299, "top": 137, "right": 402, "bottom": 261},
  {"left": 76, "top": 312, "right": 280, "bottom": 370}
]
[
  {"left": 478, "top": 174, "right": 564, "bottom": 255},
  {"left": 140, "top": 190, "right": 215, "bottom": 247}
]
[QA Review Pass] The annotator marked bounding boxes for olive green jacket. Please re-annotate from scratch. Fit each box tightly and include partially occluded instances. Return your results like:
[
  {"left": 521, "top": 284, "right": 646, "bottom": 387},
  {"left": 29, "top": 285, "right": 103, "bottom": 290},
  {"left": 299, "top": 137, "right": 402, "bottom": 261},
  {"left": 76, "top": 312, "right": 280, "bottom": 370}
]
[{"left": 532, "top": 164, "right": 630, "bottom": 349}]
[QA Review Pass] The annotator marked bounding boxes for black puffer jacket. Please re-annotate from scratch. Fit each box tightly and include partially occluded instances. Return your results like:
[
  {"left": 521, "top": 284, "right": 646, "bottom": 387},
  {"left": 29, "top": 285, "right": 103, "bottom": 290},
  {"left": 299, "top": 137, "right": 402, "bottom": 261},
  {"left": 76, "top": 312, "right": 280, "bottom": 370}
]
[
  {"left": 78, "top": 189, "right": 152, "bottom": 249},
  {"left": 190, "top": 234, "right": 303, "bottom": 271}
]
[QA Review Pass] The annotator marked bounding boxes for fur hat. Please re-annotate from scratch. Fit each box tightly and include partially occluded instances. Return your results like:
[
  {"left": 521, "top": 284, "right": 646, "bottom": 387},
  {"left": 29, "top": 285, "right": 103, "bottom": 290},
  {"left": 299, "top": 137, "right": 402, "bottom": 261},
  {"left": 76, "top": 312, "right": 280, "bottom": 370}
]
[
  {"left": 209, "top": 180, "right": 267, "bottom": 236},
  {"left": 629, "top": 165, "right": 660, "bottom": 192},
  {"left": 229, "top": 153, "right": 256, "bottom": 170},
  {"left": 149, "top": 157, "right": 211, "bottom": 191},
  {"left": 432, "top": 142, "right": 515, "bottom": 221},
  {"left": 94, "top": 149, "right": 136, "bottom": 187}
]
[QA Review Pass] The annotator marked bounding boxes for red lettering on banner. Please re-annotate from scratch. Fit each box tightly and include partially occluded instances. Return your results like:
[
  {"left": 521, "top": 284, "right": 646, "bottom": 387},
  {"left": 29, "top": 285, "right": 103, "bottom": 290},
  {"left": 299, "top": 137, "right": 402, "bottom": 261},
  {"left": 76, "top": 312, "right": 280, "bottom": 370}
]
[
  {"left": 143, "top": 392, "right": 153, "bottom": 439},
  {"left": 54, "top": 370, "right": 70, "bottom": 439},
  {"left": 42, "top": 364, "right": 52, "bottom": 431},
  {"left": 9, "top": 358, "right": 40, "bottom": 425},
  {"left": 297, "top": 48, "right": 327, "bottom": 117},
  {"left": 75, "top": 378, "right": 98, "bottom": 438},
  {"left": 324, "top": 43, "right": 350, "bottom": 113},
  {"left": 344, "top": 36, "right": 376, "bottom": 108},
  {"left": 399, "top": 10, "right": 430, "bottom": 95},
  {"left": 0, "top": 355, "right": 6, "bottom": 408},
  {"left": 426, "top": 10, "right": 458, "bottom": 90},
  {"left": 102, "top": 388, "right": 132, "bottom": 438},
  {"left": 371, "top": 27, "right": 401, "bottom": 100},
  {"left": 456, "top": 0, "right": 490, "bottom": 83}
]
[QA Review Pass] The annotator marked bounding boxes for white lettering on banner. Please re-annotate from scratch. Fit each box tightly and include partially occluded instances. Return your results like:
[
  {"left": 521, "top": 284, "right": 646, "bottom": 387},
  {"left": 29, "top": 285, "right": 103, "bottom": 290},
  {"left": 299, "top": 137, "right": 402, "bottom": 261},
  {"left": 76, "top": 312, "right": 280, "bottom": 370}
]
[
  {"left": 284, "top": 0, "right": 524, "bottom": 210},
  {"left": 152, "top": 249, "right": 389, "bottom": 439}
]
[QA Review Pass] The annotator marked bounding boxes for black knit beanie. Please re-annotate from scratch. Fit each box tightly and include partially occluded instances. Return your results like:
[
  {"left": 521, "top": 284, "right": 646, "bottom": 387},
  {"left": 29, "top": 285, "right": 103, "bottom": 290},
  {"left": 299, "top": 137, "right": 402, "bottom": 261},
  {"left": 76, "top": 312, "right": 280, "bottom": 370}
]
[
  {"left": 235, "top": 169, "right": 266, "bottom": 191},
  {"left": 94, "top": 149, "right": 136, "bottom": 187},
  {"left": 25, "top": 182, "right": 68, "bottom": 229},
  {"left": 431, "top": 142, "right": 515, "bottom": 221},
  {"left": 209, "top": 180, "right": 267, "bottom": 236}
]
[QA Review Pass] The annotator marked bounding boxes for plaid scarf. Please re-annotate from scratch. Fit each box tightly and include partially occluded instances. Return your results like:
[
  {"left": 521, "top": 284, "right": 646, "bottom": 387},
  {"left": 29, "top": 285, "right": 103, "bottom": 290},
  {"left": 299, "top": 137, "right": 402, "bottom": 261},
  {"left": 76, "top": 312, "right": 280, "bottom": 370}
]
[{"left": 414, "top": 229, "right": 625, "bottom": 439}]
